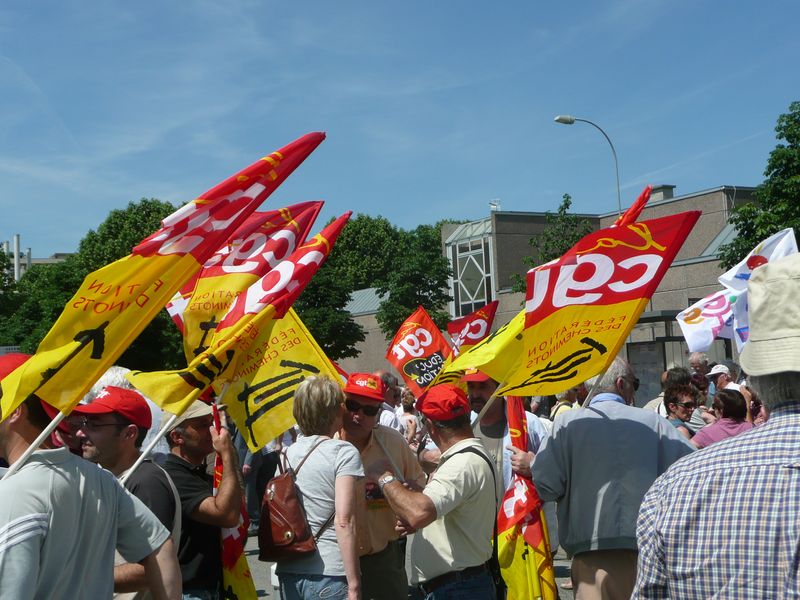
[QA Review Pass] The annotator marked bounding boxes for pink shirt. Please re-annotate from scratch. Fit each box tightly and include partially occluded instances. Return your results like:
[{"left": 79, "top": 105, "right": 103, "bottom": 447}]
[{"left": 693, "top": 417, "right": 754, "bottom": 449}]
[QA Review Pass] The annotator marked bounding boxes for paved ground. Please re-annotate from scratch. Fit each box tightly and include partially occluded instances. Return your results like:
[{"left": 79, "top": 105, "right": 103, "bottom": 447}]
[{"left": 244, "top": 535, "right": 574, "bottom": 599}]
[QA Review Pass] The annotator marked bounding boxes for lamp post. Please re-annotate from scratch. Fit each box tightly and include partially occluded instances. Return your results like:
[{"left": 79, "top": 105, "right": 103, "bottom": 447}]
[{"left": 554, "top": 115, "right": 622, "bottom": 216}]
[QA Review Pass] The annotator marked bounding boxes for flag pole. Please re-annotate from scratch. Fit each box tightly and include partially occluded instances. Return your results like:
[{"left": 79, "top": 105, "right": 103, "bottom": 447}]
[
  {"left": 120, "top": 413, "right": 178, "bottom": 486},
  {"left": 2, "top": 410, "right": 67, "bottom": 480}
]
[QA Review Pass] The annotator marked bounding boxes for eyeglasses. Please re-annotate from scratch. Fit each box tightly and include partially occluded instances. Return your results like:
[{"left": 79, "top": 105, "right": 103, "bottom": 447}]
[
  {"left": 76, "top": 416, "right": 127, "bottom": 431},
  {"left": 344, "top": 399, "right": 380, "bottom": 417},
  {"left": 676, "top": 402, "right": 697, "bottom": 409}
]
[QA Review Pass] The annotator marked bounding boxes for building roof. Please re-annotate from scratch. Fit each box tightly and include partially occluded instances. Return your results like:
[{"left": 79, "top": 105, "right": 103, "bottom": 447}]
[
  {"left": 444, "top": 218, "right": 492, "bottom": 245},
  {"left": 346, "top": 287, "right": 386, "bottom": 316}
]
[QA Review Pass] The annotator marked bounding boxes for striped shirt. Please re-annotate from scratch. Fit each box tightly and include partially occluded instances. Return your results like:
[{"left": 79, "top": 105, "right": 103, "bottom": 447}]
[{"left": 633, "top": 402, "right": 800, "bottom": 599}]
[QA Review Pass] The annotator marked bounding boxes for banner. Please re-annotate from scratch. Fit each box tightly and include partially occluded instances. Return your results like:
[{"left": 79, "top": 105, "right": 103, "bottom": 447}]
[
  {"left": 442, "top": 210, "right": 700, "bottom": 396},
  {"left": 223, "top": 308, "right": 343, "bottom": 452},
  {"left": 167, "top": 201, "right": 323, "bottom": 360},
  {"left": 497, "top": 396, "right": 556, "bottom": 600},
  {"left": 386, "top": 306, "right": 451, "bottom": 397},
  {"left": 447, "top": 300, "right": 499, "bottom": 358},
  {"left": 676, "top": 228, "right": 797, "bottom": 352},
  {"left": 0, "top": 132, "right": 324, "bottom": 421},
  {"left": 127, "top": 213, "right": 350, "bottom": 418}
]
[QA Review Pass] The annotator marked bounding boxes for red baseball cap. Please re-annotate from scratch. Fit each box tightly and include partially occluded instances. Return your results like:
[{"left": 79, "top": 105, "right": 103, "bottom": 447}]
[
  {"left": 73, "top": 386, "right": 152, "bottom": 430},
  {"left": 344, "top": 372, "right": 385, "bottom": 403},
  {"left": 461, "top": 367, "right": 491, "bottom": 383},
  {"left": 416, "top": 384, "right": 470, "bottom": 421}
]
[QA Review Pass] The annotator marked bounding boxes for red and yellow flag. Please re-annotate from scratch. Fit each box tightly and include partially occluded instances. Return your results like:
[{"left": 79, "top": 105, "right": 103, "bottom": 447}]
[
  {"left": 167, "top": 201, "right": 323, "bottom": 360},
  {"left": 386, "top": 306, "right": 451, "bottom": 397},
  {"left": 127, "top": 213, "right": 351, "bottom": 418},
  {"left": 440, "top": 189, "right": 700, "bottom": 396},
  {"left": 497, "top": 397, "right": 557, "bottom": 600},
  {"left": 0, "top": 133, "right": 325, "bottom": 421},
  {"left": 211, "top": 407, "right": 257, "bottom": 599},
  {"left": 446, "top": 300, "right": 499, "bottom": 358}
]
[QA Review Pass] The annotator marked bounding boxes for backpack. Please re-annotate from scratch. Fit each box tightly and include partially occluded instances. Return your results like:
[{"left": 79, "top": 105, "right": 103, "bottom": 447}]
[{"left": 257, "top": 437, "right": 334, "bottom": 562}]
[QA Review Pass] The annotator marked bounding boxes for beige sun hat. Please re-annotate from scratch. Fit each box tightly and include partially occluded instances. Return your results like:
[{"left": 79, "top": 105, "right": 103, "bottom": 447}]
[{"left": 739, "top": 252, "right": 800, "bottom": 376}]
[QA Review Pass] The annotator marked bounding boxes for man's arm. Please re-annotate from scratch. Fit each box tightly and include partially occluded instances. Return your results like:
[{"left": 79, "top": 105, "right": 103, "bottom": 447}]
[
  {"left": 530, "top": 432, "right": 566, "bottom": 502},
  {"left": 379, "top": 474, "right": 437, "bottom": 530},
  {"left": 630, "top": 485, "right": 669, "bottom": 599},
  {"left": 140, "top": 537, "right": 182, "bottom": 600},
  {"left": 191, "top": 413, "right": 243, "bottom": 528}
]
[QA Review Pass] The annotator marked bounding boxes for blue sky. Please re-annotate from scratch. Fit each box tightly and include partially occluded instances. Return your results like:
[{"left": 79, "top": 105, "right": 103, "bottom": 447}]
[{"left": 1, "top": 0, "right": 798, "bottom": 257}]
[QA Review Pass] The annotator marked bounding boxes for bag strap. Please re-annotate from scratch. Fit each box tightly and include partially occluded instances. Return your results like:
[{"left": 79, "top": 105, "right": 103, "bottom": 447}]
[
  {"left": 451, "top": 446, "right": 499, "bottom": 568},
  {"left": 286, "top": 436, "right": 329, "bottom": 475},
  {"left": 283, "top": 437, "right": 336, "bottom": 539}
]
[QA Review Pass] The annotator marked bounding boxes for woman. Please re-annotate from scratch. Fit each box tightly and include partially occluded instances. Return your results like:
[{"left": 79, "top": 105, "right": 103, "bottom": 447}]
[
  {"left": 692, "top": 389, "right": 754, "bottom": 449},
  {"left": 664, "top": 384, "right": 697, "bottom": 440},
  {"left": 276, "top": 376, "right": 363, "bottom": 600}
]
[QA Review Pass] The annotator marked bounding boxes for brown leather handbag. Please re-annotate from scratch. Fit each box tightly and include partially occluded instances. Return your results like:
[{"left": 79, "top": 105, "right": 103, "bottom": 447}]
[{"left": 257, "top": 437, "right": 334, "bottom": 562}]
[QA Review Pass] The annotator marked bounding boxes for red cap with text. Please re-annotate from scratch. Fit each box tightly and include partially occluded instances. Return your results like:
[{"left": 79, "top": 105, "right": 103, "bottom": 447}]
[
  {"left": 73, "top": 386, "right": 152, "bottom": 429},
  {"left": 344, "top": 372, "right": 385, "bottom": 403},
  {"left": 416, "top": 384, "right": 470, "bottom": 421},
  {"left": 461, "top": 367, "right": 491, "bottom": 383}
]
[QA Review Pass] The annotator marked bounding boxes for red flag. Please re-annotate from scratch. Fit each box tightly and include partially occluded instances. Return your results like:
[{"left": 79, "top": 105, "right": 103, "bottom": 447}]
[
  {"left": 446, "top": 300, "right": 499, "bottom": 358},
  {"left": 386, "top": 306, "right": 450, "bottom": 397}
]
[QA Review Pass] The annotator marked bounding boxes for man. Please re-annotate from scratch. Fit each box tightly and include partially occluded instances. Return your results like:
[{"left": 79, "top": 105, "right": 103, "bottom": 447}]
[
  {"left": 464, "top": 367, "right": 548, "bottom": 505},
  {"left": 706, "top": 363, "right": 741, "bottom": 392},
  {"left": 688, "top": 352, "right": 708, "bottom": 376},
  {"left": 375, "top": 370, "right": 404, "bottom": 433},
  {"left": 533, "top": 356, "right": 694, "bottom": 599},
  {"left": 633, "top": 253, "right": 800, "bottom": 598},
  {"left": 372, "top": 384, "right": 496, "bottom": 598},
  {"left": 337, "top": 372, "right": 426, "bottom": 600},
  {"left": 162, "top": 400, "right": 242, "bottom": 599},
  {"left": 550, "top": 386, "right": 578, "bottom": 420},
  {"left": 73, "top": 386, "right": 181, "bottom": 599},
  {"left": 0, "top": 354, "right": 181, "bottom": 600}
]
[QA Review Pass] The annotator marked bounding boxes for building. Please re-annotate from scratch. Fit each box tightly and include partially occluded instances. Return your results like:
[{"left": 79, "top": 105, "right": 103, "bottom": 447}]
[{"left": 339, "top": 184, "right": 756, "bottom": 399}]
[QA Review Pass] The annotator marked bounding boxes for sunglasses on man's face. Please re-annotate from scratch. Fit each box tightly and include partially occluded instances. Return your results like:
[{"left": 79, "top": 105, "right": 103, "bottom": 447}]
[{"left": 344, "top": 399, "right": 380, "bottom": 417}]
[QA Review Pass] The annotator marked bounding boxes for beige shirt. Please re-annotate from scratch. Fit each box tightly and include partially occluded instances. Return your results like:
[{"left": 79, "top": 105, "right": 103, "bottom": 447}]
[
  {"left": 411, "top": 438, "right": 495, "bottom": 582},
  {"left": 338, "top": 425, "right": 426, "bottom": 556}
]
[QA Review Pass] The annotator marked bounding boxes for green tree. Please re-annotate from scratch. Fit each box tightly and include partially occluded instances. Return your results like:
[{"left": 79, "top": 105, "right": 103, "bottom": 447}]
[
  {"left": 376, "top": 223, "right": 452, "bottom": 338},
  {"left": 718, "top": 101, "right": 800, "bottom": 268},
  {"left": 511, "top": 193, "right": 595, "bottom": 292}
]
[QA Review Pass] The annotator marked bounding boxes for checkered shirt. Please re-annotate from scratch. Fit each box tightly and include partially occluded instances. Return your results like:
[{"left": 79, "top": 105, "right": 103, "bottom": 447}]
[{"left": 632, "top": 402, "right": 800, "bottom": 599}]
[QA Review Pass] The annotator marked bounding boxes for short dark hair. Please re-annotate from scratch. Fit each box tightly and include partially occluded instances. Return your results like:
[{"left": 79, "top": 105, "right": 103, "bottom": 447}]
[
  {"left": 429, "top": 413, "right": 470, "bottom": 430},
  {"left": 664, "top": 384, "right": 697, "bottom": 408},
  {"left": 23, "top": 396, "right": 51, "bottom": 430},
  {"left": 713, "top": 389, "right": 747, "bottom": 420}
]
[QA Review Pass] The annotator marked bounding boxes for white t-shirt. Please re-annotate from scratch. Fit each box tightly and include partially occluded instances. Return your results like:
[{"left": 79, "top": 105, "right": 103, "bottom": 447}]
[{"left": 0, "top": 448, "right": 169, "bottom": 600}]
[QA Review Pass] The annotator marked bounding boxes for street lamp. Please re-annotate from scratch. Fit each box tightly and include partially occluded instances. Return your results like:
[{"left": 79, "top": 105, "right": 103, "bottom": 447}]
[{"left": 554, "top": 114, "right": 622, "bottom": 216}]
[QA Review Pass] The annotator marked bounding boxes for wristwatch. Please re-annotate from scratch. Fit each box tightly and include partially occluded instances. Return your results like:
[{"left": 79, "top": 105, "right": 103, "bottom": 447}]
[{"left": 378, "top": 474, "right": 398, "bottom": 490}]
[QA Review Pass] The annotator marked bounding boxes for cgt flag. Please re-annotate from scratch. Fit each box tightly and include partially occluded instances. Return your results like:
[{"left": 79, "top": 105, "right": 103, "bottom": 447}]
[
  {"left": 167, "top": 201, "right": 323, "bottom": 360},
  {"left": 0, "top": 132, "right": 325, "bottom": 421},
  {"left": 127, "top": 213, "right": 351, "bottom": 418},
  {"left": 446, "top": 300, "right": 499, "bottom": 358},
  {"left": 222, "top": 307, "right": 343, "bottom": 452},
  {"left": 440, "top": 198, "right": 699, "bottom": 395},
  {"left": 386, "top": 306, "right": 451, "bottom": 397},
  {"left": 498, "top": 396, "right": 557, "bottom": 600}
]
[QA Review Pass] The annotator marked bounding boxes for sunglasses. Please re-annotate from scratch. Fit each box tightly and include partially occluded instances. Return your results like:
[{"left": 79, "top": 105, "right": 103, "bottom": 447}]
[
  {"left": 344, "top": 399, "right": 380, "bottom": 417},
  {"left": 676, "top": 402, "right": 697, "bottom": 409}
]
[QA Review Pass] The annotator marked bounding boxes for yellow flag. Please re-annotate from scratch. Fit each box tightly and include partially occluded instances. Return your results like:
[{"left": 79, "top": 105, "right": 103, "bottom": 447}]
[{"left": 0, "top": 133, "right": 325, "bottom": 422}]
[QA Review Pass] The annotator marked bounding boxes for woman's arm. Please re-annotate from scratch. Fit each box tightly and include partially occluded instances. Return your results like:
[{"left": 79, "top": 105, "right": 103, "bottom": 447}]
[{"left": 334, "top": 475, "right": 361, "bottom": 600}]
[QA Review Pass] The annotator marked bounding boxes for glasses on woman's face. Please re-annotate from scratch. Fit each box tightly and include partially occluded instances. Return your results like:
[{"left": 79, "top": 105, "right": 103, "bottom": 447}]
[
  {"left": 344, "top": 399, "right": 380, "bottom": 417},
  {"left": 676, "top": 402, "right": 697, "bottom": 410}
]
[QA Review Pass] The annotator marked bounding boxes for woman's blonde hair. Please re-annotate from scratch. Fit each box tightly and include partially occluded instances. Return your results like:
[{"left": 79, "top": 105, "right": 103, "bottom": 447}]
[{"left": 293, "top": 376, "right": 344, "bottom": 436}]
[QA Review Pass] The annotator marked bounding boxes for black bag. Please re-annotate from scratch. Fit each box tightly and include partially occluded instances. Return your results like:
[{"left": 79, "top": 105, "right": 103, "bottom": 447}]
[{"left": 257, "top": 438, "right": 334, "bottom": 562}]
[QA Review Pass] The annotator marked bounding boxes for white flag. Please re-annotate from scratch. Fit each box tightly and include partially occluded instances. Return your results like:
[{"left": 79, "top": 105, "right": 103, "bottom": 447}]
[
  {"left": 676, "top": 289, "right": 738, "bottom": 352},
  {"left": 718, "top": 228, "right": 797, "bottom": 291}
]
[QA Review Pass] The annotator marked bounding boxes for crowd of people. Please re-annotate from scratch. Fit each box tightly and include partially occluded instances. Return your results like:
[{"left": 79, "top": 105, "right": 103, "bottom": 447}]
[{"left": 1, "top": 253, "right": 799, "bottom": 599}]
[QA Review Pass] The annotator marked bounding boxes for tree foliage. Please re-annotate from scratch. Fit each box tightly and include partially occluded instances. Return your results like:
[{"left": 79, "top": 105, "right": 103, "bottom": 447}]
[
  {"left": 376, "top": 223, "right": 452, "bottom": 338},
  {"left": 511, "top": 194, "right": 595, "bottom": 292},
  {"left": 718, "top": 101, "right": 800, "bottom": 268}
]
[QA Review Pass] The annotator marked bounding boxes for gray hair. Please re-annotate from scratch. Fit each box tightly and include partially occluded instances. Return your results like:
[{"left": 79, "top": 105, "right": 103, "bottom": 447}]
[
  {"left": 555, "top": 388, "right": 573, "bottom": 402},
  {"left": 587, "top": 356, "right": 631, "bottom": 396},
  {"left": 689, "top": 352, "right": 708, "bottom": 366},
  {"left": 749, "top": 372, "right": 800, "bottom": 410}
]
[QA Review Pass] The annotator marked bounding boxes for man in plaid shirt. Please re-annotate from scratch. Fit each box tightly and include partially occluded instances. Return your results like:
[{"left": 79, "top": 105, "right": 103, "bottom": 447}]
[{"left": 633, "top": 252, "right": 800, "bottom": 598}]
